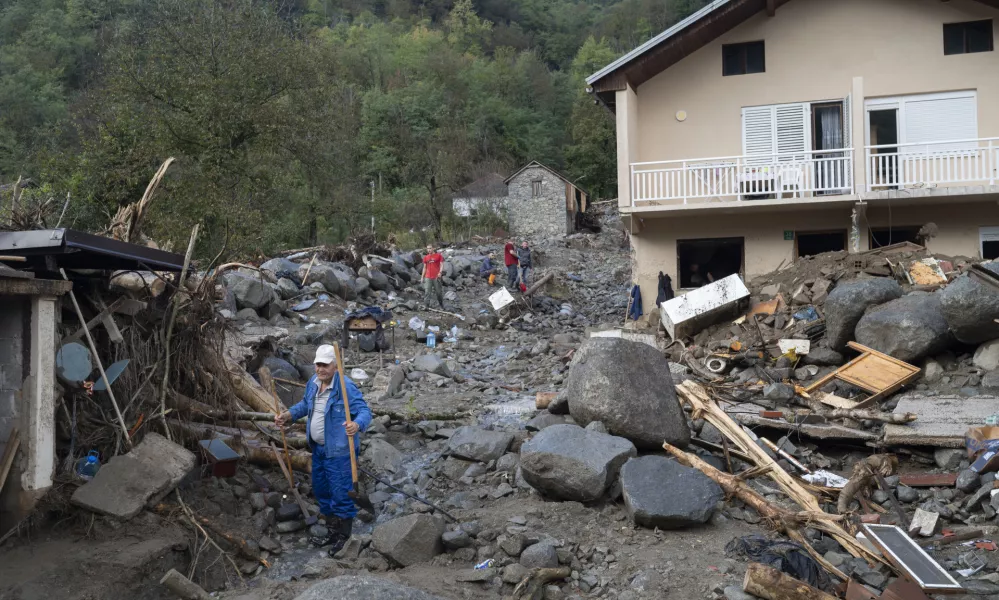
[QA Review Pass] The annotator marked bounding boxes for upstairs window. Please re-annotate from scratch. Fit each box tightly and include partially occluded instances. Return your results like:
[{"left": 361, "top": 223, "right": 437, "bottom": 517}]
[
  {"left": 722, "top": 41, "right": 765, "bottom": 76},
  {"left": 531, "top": 180, "right": 542, "bottom": 197},
  {"left": 944, "top": 20, "right": 993, "bottom": 55}
]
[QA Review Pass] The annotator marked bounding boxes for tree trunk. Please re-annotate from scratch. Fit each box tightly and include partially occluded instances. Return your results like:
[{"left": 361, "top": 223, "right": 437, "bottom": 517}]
[
  {"left": 742, "top": 563, "right": 839, "bottom": 600},
  {"left": 223, "top": 357, "right": 287, "bottom": 414},
  {"left": 110, "top": 271, "right": 166, "bottom": 297}
]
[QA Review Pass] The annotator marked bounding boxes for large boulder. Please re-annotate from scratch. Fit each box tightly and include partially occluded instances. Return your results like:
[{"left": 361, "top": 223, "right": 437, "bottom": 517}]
[
  {"left": 413, "top": 354, "right": 451, "bottom": 378},
  {"left": 371, "top": 514, "right": 445, "bottom": 566},
  {"left": 276, "top": 277, "right": 300, "bottom": 300},
  {"left": 447, "top": 426, "right": 513, "bottom": 462},
  {"left": 855, "top": 293, "right": 951, "bottom": 362},
  {"left": 295, "top": 575, "right": 446, "bottom": 600},
  {"left": 363, "top": 438, "right": 404, "bottom": 474},
  {"left": 361, "top": 267, "right": 390, "bottom": 291},
  {"left": 262, "top": 356, "right": 299, "bottom": 381},
  {"left": 301, "top": 264, "right": 342, "bottom": 297},
  {"left": 939, "top": 264, "right": 999, "bottom": 345},
  {"left": 974, "top": 339, "right": 999, "bottom": 372},
  {"left": 620, "top": 456, "right": 722, "bottom": 529},
  {"left": 519, "top": 424, "right": 637, "bottom": 502},
  {"left": 565, "top": 338, "right": 689, "bottom": 449},
  {"left": 261, "top": 257, "right": 302, "bottom": 280},
  {"left": 231, "top": 277, "right": 272, "bottom": 310},
  {"left": 824, "top": 278, "right": 903, "bottom": 350}
]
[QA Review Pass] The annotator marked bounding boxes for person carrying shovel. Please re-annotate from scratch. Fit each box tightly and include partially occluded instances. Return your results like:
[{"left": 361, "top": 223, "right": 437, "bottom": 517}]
[{"left": 275, "top": 344, "right": 371, "bottom": 557}]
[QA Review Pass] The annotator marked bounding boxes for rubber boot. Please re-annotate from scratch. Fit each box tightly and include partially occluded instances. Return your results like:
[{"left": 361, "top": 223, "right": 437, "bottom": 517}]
[
  {"left": 327, "top": 517, "right": 354, "bottom": 558},
  {"left": 309, "top": 516, "right": 342, "bottom": 547}
]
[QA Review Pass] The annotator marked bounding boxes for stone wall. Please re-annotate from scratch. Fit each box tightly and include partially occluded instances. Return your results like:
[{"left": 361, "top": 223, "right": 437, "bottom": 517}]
[
  {"left": 0, "top": 295, "right": 27, "bottom": 530},
  {"left": 506, "top": 167, "right": 568, "bottom": 237}
]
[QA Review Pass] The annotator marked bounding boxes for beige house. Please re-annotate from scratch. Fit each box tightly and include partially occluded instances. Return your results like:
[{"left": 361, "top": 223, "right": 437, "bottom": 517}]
[{"left": 588, "top": 0, "right": 999, "bottom": 303}]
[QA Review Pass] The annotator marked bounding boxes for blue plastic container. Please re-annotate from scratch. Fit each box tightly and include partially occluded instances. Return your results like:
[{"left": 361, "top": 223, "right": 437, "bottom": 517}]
[
  {"left": 427, "top": 332, "right": 436, "bottom": 348},
  {"left": 75, "top": 450, "right": 101, "bottom": 481}
]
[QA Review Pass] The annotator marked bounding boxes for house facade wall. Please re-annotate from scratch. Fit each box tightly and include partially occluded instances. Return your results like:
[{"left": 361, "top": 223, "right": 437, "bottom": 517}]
[
  {"left": 507, "top": 167, "right": 569, "bottom": 236},
  {"left": 627, "top": 0, "right": 999, "bottom": 168},
  {"left": 632, "top": 201, "right": 999, "bottom": 307}
]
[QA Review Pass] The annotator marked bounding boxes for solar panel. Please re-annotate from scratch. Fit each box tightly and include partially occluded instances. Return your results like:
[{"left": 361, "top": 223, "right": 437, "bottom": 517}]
[{"left": 862, "top": 524, "right": 963, "bottom": 592}]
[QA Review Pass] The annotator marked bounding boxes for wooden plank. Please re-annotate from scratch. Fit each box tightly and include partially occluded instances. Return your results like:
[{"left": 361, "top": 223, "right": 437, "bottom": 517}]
[
  {"left": 61, "top": 297, "right": 124, "bottom": 345},
  {"left": 898, "top": 473, "right": 958, "bottom": 487},
  {"left": 0, "top": 429, "right": 21, "bottom": 495},
  {"left": 100, "top": 312, "right": 124, "bottom": 344},
  {"left": 113, "top": 298, "right": 147, "bottom": 316},
  {"left": 885, "top": 396, "right": 999, "bottom": 448},
  {"left": 816, "top": 392, "right": 859, "bottom": 410}
]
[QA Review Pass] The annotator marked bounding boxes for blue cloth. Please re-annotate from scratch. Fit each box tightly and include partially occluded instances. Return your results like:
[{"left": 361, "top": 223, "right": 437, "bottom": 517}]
[
  {"left": 479, "top": 257, "right": 493, "bottom": 276},
  {"left": 312, "top": 452, "right": 357, "bottom": 519},
  {"left": 628, "top": 285, "right": 643, "bottom": 321},
  {"left": 288, "top": 374, "right": 372, "bottom": 459}
]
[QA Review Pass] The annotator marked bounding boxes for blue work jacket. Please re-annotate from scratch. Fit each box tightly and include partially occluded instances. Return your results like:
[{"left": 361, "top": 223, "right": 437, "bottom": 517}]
[{"left": 288, "top": 374, "right": 372, "bottom": 458}]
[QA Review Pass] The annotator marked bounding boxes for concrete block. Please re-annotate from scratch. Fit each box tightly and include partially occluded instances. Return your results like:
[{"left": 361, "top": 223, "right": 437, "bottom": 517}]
[
  {"left": 72, "top": 432, "right": 196, "bottom": 519},
  {"left": 659, "top": 274, "right": 751, "bottom": 340}
]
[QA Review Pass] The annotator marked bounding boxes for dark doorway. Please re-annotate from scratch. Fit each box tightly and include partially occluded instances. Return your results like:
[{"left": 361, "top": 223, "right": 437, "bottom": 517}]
[
  {"left": 869, "top": 109, "right": 899, "bottom": 188},
  {"left": 796, "top": 231, "right": 847, "bottom": 258},
  {"left": 984, "top": 241, "right": 999, "bottom": 260},
  {"left": 870, "top": 226, "right": 921, "bottom": 248},
  {"left": 812, "top": 102, "right": 847, "bottom": 193},
  {"left": 677, "top": 237, "right": 744, "bottom": 288}
]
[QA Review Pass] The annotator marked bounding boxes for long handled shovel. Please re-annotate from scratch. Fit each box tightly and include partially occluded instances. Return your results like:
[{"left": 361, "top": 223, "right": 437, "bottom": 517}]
[{"left": 333, "top": 342, "right": 375, "bottom": 513}]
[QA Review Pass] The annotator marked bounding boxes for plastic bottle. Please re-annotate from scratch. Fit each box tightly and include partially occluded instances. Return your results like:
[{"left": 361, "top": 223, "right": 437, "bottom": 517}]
[
  {"left": 75, "top": 450, "right": 101, "bottom": 481},
  {"left": 427, "top": 331, "right": 436, "bottom": 348}
]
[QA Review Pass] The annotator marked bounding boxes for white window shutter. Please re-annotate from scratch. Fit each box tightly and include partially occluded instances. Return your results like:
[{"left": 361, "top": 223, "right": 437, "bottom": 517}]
[
  {"left": 775, "top": 102, "right": 810, "bottom": 160},
  {"left": 843, "top": 95, "right": 852, "bottom": 149},
  {"left": 742, "top": 106, "right": 775, "bottom": 160},
  {"left": 902, "top": 93, "right": 977, "bottom": 153}
]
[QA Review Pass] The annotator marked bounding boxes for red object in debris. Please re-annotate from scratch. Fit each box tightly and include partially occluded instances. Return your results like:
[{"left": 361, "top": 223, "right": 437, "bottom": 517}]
[
  {"left": 898, "top": 473, "right": 958, "bottom": 487},
  {"left": 519, "top": 283, "right": 527, "bottom": 293},
  {"left": 844, "top": 579, "right": 879, "bottom": 600},
  {"left": 975, "top": 541, "right": 997, "bottom": 551},
  {"left": 760, "top": 411, "right": 784, "bottom": 419},
  {"left": 860, "top": 514, "right": 881, "bottom": 524}
]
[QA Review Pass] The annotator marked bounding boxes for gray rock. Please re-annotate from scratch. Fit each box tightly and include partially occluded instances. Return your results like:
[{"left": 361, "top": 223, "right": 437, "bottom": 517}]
[
  {"left": 934, "top": 448, "right": 965, "bottom": 470},
  {"left": 974, "top": 339, "right": 999, "bottom": 371},
  {"left": 261, "top": 257, "right": 302, "bottom": 277},
  {"left": 276, "top": 277, "right": 300, "bottom": 299},
  {"left": 896, "top": 485, "right": 919, "bottom": 503},
  {"left": 276, "top": 503, "right": 301, "bottom": 521},
  {"left": 502, "top": 563, "right": 531, "bottom": 584},
  {"left": 249, "top": 492, "right": 267, "bottom": 511},
  {"left": 442, "top": 529, "right": 473, "bottom": 549},
  {"left": 364, "top": 438, "right": 404, "bottom": 474},
  {"left": 276, "top": 520, "right": 305, "bottom": 533},
  {"left": 354, "top": 277, "right": 370, "bottom": 296},
  {"left": 802, "top": 348, "right": 844, "bottom": 367},
  {"left": 938, "top": 264, "right": 999, "bottom": 345},
  {"left": 566, "top": 338, "right": 690, "bottom": 449},
  {"left": 519, "top": 542, "right": 558, "bottom": 569},
  {"left": 294, "top": 575, "right": 446, "bottom": 600},
  {"left": 262, "top": 356, "right": 299, "bottom": 381},
  {"left": 620, "top": 455, "right": 722, "bottom": 528},
  {"left": 824, "top": 278, "right": 903, "bottom": 350},
  {"left": 525, "top": 412, "right": 570, "bottom": 431},
  {"left": 724, "top": 586, "right": 756, "bottom": 600},
  {"left": 496, "top": 453, "right": 520, "bottom": 473},
  {"left": 447, "top": 426, "right": 514, "bottom": 462},
  {"left": 384, "top": 366, "right": 405, "bottom": 396},
  {"left": 520, "top": 424, "right": 637, "bottom": 502},
  {"left": 923, "top": 359, "right": 945, "bottom": 383},
  {"left": 301, "top": 264, "right": 342, "bottom": 298},
  {"left": 763, "top": 382, "right": 795, "bottom": 403},
  {"left": 258, "top": 535, "right": 281, "bottom": 552},
  {"left": 855, "top": 293, "right": 952, "bottom": 362},
  {"left": 983, "top": 370, "right": 999, "bottom": 391},
  {"left": 957, "top": 469, "right": 981, "bottom": 493},
  {"left": 371, "top": 514, "right": 445, "bottom": 567},
  {"left": 235, "top": 307, "right": 261, "bottom": 321},
  {"left": 531, "top": 339, "right": 551, "bottom": 356},
  {"left": 413, "top": 354, "right": 452, "bottom": 378},
  {"left": 361, "top": 267, "right": 390, "bottom": 291},
  {"left": 231, "top": 277, "right": 273, "bottom": 310},
  {"left": 585, "top": 421, "right": 608, "bottom": 434}
]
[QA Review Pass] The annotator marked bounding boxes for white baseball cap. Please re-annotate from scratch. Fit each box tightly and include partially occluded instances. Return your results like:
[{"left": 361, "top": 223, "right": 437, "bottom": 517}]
[{"left": 314, "top": 344, "right": 337, "bottom": 365}]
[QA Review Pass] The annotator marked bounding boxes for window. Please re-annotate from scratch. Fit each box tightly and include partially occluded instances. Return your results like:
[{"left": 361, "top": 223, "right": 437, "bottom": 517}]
[
  {"left": 531, "top": 180, "right": 542, "bottom": 197},
  {"left": 944, "top": 20, "right": 993, "bottom": 55},
  {"left": 796, "top": 231, "right": 846, "bottom": 258},
  {"left": 982, "top": 227, "right": 999, "bottom": 259},
  {"left": 869, "top": 226, "right": 921, "bottom": 249},
  {"left": 723, "top": 41, "right": 765, "bottom": 76},
  {"left": 677, "top": 237, "right": 744, "bottom": 288}
]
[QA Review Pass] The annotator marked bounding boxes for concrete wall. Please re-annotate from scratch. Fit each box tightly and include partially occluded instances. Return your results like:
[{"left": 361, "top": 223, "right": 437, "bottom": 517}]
[
  {"left": 631, "top": 201, "right": 999, "bottom": 312},
  {"left": 0, "top": 296, "right": 28, "bottom": 530},
  {"left": 507, "top": 166, "right": 569, "bottom": 236},
  {"left": 630, "top": 0, "right": 999, "bottom": 164}
]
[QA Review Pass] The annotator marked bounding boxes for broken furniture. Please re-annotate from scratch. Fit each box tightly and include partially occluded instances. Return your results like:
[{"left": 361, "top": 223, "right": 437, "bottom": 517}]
[
  {"left": 659, "top": 274, "right": 751, "bottom": 340},
  {"left": 804, "top": 342, "right": 921, "bottom": 409},
  {"left": 340, "top": 307, "right": 393, "bottom": 352},
  {"left": 862, "top": 524, "right": 963, "bottom": 594}
]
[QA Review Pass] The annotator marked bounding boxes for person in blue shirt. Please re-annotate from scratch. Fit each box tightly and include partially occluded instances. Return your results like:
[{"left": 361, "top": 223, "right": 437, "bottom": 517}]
[
  {"left": 276, "top": 344, "right": 371, "bottom": 557},
  {"left": 479, "top": 252, "right": 495, "bottom": 279}
]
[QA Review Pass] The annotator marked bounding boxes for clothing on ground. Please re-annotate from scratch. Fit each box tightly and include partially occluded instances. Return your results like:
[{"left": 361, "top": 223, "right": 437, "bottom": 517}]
[
  {"left": 517, "top": 247, "right": 532, "bottom": 268},
  {"left": 628, "top": 285, "right": 643, "bottom": 320},
  {"left": 504, "top": 243, "right": 518, "bottom": 267},
  {"left": 507, "top": 264, "right": 519, "bottom": 288},
  {"left": 422, "top": 252, "right": 443, "bottom": 279},
  {"left": 310, "top": 388, "right": 332, "bottom": 444},
  {"left": 288, "top": 373, "right": 371, "bottom": 459},
  {"left": 424, "top": 277, "right": 444, "bottom": 308},
  {"left": 312, "top": 452, "right": 357, "bottom": 519}
]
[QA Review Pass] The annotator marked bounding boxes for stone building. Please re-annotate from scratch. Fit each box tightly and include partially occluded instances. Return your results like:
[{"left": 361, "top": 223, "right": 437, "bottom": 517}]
[{"left": 504, "top": 161, "right": 589, "bottom": 237}]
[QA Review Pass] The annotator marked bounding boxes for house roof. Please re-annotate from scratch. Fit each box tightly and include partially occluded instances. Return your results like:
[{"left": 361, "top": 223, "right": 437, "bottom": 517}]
[
  {"left": 455, "top": 173, "right": 507, "bottom": 198},
  {"left": 504, "top": 161, "right": 587, "bottom": 195},
  {"left": 587, "top": 0, "right": 999, "bottom": 108}
]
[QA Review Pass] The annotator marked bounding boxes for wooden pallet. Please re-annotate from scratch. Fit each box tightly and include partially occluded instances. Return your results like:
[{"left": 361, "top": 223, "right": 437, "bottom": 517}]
[{"left": 804, "top": 342, "right": 921, "bottom": 409}]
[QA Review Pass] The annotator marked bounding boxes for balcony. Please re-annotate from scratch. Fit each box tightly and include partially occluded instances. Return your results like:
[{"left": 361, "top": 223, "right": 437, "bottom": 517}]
[
  {"left": 866, "top": 137, "right": 999, "bottom": 192},
  {"left": 630, "top": 149, "right": 855, "bottom": 207}
]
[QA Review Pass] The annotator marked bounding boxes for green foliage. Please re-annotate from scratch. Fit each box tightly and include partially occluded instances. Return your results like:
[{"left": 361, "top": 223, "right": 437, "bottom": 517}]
[{"left": 0, "top": 0, "right": 710, "bottom": 257}]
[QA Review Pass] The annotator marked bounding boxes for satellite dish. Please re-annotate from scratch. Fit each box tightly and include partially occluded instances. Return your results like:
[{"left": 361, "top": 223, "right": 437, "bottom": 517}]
[
  {"left": 93, "top": 359, "right": 130, "bottom": 391},
  {"left": 56, "top": 343, "right": 92, "bottom": 382}
]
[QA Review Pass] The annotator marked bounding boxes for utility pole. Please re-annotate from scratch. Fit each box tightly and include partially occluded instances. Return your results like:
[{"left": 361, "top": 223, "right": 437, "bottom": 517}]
[{"left": 370, "top": 180, "right": 375, "bottom": 234}]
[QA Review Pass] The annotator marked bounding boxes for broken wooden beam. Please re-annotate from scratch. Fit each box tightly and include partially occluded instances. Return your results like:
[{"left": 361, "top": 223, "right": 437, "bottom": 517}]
[
  {"left": 61, "top": 297, "right": 124, "bottom": 345},
  {"left": 898, "top": 473, "right": 958, "bottom": 488},
  {"left": 743, "top": 563, "right": 839, "bottom": 600}
]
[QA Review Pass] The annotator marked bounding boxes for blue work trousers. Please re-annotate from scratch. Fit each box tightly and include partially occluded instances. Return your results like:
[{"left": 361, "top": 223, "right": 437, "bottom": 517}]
[{"left": 311, "top": 450, "right": 357, "bottom": 519}]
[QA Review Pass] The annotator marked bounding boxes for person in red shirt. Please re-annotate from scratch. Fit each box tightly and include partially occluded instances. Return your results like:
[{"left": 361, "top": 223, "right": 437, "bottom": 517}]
[
  {"left": 421, "top": 244, "right": 445, "bottom": 308},
  {"left": 503, "top": 239, "right": 519, "bottom": 288}
]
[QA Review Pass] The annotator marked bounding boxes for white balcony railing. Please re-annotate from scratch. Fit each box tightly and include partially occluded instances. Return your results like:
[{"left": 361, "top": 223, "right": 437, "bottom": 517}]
[
  {"left": 866, "top": 138, "right": 999, "bottom": 191},
  {"left": 630, "top": 149, "right": 855, "bottom": 205}
]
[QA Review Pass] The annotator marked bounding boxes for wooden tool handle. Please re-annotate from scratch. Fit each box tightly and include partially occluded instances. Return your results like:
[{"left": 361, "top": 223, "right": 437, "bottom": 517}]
[{"left": 333, "top": 342, "right": 359, "bottom": 485}]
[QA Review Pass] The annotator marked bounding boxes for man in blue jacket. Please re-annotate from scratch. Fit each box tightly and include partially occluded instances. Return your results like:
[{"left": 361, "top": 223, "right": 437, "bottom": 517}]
[{"left": 276, "top": 344, "right": 372, "bottom": 557}]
